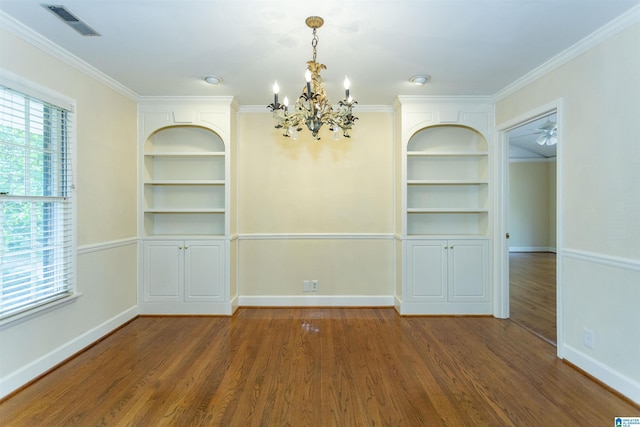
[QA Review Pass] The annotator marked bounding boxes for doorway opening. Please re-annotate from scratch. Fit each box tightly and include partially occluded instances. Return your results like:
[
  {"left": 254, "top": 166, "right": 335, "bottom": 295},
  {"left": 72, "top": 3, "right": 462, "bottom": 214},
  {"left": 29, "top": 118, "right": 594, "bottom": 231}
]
[{"left": 504, "top": 111, "right": 559, "bottom": 345}]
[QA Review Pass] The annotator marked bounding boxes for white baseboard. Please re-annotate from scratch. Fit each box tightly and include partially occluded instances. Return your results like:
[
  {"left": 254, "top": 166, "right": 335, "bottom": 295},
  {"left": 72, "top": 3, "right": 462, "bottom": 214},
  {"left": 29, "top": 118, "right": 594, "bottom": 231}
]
[
  {"left": 509, "top": 246, "right": 556, "bottom": 253},
  {"left": 238, "top": 295, "right": 394, "bottom": 307},
  {"left": 563, "top": 344, "right": 640, "bottom": 405},
  {"left": 230, "top": 294, "right": 239, "bottom": 314},
  {"left": 0, "top": 305, "right": 139, "bottom": 399},
  {"left": 397, "top": 301, "right": 493, "bottom": 316},
  {"left": 138, "top": 301, "right": 235, "bottom": 315},
  {"left": 394, "top": 295, "right": 402, "bottom": 313}
]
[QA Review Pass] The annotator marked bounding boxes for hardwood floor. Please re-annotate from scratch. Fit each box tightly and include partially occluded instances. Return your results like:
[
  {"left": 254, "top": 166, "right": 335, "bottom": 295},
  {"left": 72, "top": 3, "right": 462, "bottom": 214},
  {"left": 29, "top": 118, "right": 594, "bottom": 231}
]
[
  {"left": 1, "top": 308, "right": 637, "bottom": 426},
  {"left": 509, "top": 252, "right": 557, "bottom": 343}
]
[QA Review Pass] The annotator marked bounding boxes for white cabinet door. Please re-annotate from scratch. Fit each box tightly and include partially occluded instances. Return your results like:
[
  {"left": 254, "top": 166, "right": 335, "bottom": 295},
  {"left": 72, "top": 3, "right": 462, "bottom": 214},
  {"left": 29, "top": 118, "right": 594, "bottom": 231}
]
[
  {"left": 447, "top": 240, "right": 489, "bottom": 302},
  {"left": 143, "top": 239, "right": 225, "bottom": 304},
  {"left": 407, "top": 240, "right": 447, "bottom": 301},
  {"left": 143, "top": 240, "right": 183, "bottom": 302},
  {"left": 184, "top": 240, "right": 225, "bottom": 301},
  {"left": 406, "top": 239, "right": 489, "bottom": 304}
]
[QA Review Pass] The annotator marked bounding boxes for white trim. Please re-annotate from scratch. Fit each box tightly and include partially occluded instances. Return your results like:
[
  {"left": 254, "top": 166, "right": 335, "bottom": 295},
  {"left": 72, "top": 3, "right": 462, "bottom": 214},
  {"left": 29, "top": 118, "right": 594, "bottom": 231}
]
[
  {"left": 397, "top": 301, "right": 493, "bottom": 316},
  {"left": 137, "top": 95, "right": 237, "bottom": 105},
  {"left": 396, "top": 95, "right": 495, "bottom": 104},
  {"left": 237, "top": 233, "right": 394, "bottom": 240},
  {"left": 563, "top": 344, "right": 640, "bottom": 405},
  {"left": 0, "top": 292, "right": 82, "bottom": 329},
  {"left": 394, "top": 294, "right": 402, "bottom": 313},
  {"left": 77, "top": 237, "right": 138, "bottom": 255},
  {"left": 403, "top": 235, "right": 491, "bottom": 241},
  {"left": 509, "top": 247, "right": 556, "bottom": 253},
  {"left": 238, "top": 295, "right": 394, "bottom": 307},
  {"left": 230, "top": 293, "right": 239, "bottom": 313},
  {"left": 0, "top": 11, "right": 138, "bottom": 102},
  {"left": 563, "top": 248, "right": 640, "bottom": 272},
  {"left": 354, "top": 105, "right": 394, "bottom": 113},
  {"left": 509, "top": 157, "right": 556, "bottom": 163},
  {"left": 238, "top": 104, "right": 393, "bottom": 114},
  {"left": 494, "top": 99, "right": 565, "bottom": 355},
  {"left": 0, "top": 68, "right": 75, "bottom": 111},
  {"left": 0, "top": 305, "right": 138, "bottom": 399},
  {"left": 494, "top": 5, "right": 640, "bottom": 101},
  {"left": 238, "top": 105, "right": 277, "bottom": 113},
  {"left": 138, "top": 302, "right": 236, "bottom": 316},
  {"left": 496, "top": 100, "right": 562, "bottom": 133}
]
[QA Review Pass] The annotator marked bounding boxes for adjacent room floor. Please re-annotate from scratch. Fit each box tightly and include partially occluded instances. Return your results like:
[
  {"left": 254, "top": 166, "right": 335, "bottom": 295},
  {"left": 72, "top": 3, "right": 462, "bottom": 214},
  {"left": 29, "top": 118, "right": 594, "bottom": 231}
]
[{"left": 509, "top": 252, "right": 556, "bottom": 344}]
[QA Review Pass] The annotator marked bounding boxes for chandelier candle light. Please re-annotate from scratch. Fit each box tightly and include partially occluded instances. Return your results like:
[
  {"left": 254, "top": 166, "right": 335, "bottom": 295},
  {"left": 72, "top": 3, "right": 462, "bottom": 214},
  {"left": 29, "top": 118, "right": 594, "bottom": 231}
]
[{"left": 267, "top": 16, "right": 358, "bottom": 140}]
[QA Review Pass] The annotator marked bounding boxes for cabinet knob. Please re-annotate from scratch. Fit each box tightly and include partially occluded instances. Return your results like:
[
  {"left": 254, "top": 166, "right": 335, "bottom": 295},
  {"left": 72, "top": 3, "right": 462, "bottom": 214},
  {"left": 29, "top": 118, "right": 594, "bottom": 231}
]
[
  {"left": 184, "top": 246, "right": 189, "bottom": 250},
  {"left": 178, "top": 246, "right": 183, "bottom": 249},
  {"left": 450, "top": 245, "right": 454, "bottom": 249}
]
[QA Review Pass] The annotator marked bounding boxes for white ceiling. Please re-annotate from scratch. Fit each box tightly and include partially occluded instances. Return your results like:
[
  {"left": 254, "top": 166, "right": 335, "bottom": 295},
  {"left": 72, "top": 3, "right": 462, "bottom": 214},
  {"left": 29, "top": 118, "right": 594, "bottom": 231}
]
[
  {"left": 508, "top": 113, "right": 558, "bottom": 159},
  {"left": 0, "top": 1, "right": 637, "bottom": 157},
  {"left": 1, "top": 0, "right": 638, "bottom": 107}
]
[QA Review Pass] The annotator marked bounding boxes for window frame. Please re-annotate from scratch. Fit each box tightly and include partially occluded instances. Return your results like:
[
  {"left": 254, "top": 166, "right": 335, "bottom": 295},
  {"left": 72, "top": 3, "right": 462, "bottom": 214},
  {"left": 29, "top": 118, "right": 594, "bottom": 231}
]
[{"left": 0, "top": 71, "right": 78, "bottom": 327}]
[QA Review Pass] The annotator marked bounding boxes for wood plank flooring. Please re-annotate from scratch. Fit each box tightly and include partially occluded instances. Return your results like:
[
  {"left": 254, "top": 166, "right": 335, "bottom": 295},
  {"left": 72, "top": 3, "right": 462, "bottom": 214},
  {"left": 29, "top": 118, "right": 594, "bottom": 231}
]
[
  {"left": 509, "top": 252, "right": 556, "bottom": 343},
  {"left": 1, "top": 308, "right": 637, "bottom": 426}
]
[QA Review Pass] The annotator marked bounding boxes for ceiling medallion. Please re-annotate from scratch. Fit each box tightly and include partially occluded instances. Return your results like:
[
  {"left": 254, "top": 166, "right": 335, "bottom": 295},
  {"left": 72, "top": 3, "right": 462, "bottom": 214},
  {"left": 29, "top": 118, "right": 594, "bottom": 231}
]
[{"left": 267, "top": 16, "right": 358, "bottom": 140}]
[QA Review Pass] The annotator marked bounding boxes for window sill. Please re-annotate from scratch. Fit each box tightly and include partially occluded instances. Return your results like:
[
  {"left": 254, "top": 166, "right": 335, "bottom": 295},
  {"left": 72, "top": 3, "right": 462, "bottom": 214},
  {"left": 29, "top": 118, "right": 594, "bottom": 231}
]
[{"left": 0, "top": 293, "right": 82, "bottom": 330}]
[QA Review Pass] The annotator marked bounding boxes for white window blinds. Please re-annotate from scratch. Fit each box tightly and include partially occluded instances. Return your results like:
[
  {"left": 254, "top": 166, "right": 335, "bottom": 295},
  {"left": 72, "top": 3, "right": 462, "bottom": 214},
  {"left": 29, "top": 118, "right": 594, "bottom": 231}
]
[{"left": 0, "top": 85, "right": 74, "bottom": 319}]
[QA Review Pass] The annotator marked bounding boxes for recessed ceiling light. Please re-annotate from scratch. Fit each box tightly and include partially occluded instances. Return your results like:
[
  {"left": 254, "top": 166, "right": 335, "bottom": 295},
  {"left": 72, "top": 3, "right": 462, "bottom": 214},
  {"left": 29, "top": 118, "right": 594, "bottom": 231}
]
[
  {"left": 409, "top": 74, "right": 431, "bottom": 85},
  {"left": 203, "top": 75, "right": 222, "bottom": 85}
]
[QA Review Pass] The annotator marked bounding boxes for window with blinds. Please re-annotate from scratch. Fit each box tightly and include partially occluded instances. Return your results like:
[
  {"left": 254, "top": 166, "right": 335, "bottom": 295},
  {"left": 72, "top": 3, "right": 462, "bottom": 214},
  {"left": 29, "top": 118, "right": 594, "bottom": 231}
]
[{"left": 0, "top": 85, "right": 74, "bottom": 320}]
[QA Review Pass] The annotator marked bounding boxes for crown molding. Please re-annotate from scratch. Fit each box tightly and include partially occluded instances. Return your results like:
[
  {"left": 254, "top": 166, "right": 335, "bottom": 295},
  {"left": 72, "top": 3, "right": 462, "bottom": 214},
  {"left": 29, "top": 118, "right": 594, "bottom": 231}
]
[
  {"left": 137, "top": 95, "right": 237, "bottom": 104},
  {"left": 0, "top": 11, "right": 139, "bottom": 102},
  {"left": 239, "top": 104, "right": 393, "bottom": 113},
  {"left": 396, "top": 95, "right": 494, "bottom": 104},
  {"left": 494, "top": 4, "right": 640, "bottom": 101}
]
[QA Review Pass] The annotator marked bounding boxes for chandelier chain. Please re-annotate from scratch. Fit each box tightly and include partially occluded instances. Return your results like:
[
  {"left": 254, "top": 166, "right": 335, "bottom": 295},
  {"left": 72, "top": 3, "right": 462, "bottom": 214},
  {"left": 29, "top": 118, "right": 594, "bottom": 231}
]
[{"left": 311, "top": 28, "right": 318, "bottom": 63}]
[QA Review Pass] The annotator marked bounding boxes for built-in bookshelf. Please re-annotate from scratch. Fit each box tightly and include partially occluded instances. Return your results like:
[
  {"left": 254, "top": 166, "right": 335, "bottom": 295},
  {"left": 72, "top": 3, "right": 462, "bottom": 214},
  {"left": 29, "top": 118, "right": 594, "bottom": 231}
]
[
  {"left": 395, "top": 97, "right": 494, "bottom": 315},
  {"left": 406, "top": 126, "right": 489, "bottom": 237},
  {"left": 138, "top": 98, "right": 237, "bottom": 315},
  {"left": 143, "top": 126, "right": 226, "bottom": 237}
]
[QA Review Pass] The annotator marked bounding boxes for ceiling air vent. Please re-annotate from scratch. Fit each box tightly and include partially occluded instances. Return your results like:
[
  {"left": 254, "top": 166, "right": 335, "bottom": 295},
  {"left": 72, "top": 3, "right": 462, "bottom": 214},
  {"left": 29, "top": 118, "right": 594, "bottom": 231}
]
[{"left": 43, "top": 5, "right": 101, "bottom": 36}]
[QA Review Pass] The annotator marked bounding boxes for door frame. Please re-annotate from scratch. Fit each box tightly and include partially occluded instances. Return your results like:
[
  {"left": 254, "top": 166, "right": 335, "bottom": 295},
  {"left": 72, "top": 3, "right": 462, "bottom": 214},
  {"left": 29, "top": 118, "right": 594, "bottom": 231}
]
[{"left": 494, "top": 98, "right": 565, "bottom": 358}]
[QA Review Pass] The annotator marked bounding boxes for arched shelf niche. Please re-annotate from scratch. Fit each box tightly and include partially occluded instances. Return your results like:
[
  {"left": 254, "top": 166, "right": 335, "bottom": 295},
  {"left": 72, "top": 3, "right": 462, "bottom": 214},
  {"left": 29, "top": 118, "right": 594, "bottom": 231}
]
[
  {"left": 405, "top": 124, "right": 489, "bottom": 237},
  {"left": 142, "top": 125, "right": 226, "bottom": 237}
]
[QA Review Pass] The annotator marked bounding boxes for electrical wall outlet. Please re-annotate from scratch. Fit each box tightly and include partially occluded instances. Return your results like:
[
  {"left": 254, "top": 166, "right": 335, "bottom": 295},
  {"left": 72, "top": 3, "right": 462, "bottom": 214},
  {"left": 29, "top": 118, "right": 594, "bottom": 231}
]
[
  {"left": 303, "top": 280, "right": 310, "bottom": 292},
  {"left": 583, "top": 329, "right": 594, "bottom": 349},
  {"left": 311, "top": 280, "right": 318, "bottom": 292}
]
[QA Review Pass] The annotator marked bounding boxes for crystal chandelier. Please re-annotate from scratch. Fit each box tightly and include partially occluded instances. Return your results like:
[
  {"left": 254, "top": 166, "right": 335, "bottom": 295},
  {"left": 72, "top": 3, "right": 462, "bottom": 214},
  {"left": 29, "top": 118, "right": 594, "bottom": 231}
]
[{"left": 267, "top": 16, "right": 358, "bottom": 140}]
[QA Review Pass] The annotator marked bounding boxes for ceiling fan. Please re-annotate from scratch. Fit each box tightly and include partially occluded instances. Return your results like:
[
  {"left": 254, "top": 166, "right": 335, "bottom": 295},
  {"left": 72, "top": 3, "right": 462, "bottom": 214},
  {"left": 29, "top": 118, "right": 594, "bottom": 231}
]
[{"left": 534, "top": 119, "right": 558, "bottom": 146}]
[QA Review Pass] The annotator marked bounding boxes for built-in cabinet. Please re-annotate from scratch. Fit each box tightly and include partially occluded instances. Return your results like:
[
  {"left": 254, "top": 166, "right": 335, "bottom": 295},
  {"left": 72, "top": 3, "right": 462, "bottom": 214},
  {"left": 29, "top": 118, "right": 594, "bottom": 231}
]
[
  {"left": 406, "top": 239, "right": 488, "bottom": 303},
  {"left": 395, "top": 97, "right": 494, "bottom": 315},
  {"left": 138, "top": 99, "right": 238, "bottom": 315},
  {"left": 143, "top": 240, "right": 225, "bottom": 303}
]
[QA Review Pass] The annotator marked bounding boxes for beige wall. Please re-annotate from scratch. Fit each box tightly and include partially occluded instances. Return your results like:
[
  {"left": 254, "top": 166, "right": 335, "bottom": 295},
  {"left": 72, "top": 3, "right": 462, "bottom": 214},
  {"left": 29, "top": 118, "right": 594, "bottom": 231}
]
[
  {"left": 497, "top": 25, "right": 640, "bottom": 260},
  {"left": 497, "top": 22, "right": 640, "bottom": 401},
  {"left": 236, "top": 112, "right": 394, "bottom": 298},
  {"left": 0, "top": 28, "right": 138, "bottom": 396},
  {"left": 509, "top": 160, "right": 556, "bottom": 251},
  {"left": 238, "top": 112, "right": 393, "bottom": 234}
]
